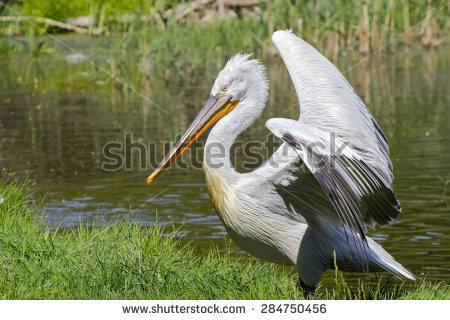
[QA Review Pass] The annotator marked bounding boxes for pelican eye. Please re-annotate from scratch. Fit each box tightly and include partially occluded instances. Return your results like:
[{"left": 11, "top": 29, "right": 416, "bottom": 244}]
[{"left": 220, "top": 86, "right": 228, "bottom": 93}]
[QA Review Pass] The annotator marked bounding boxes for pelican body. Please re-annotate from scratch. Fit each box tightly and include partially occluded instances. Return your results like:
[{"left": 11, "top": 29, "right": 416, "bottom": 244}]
[{"left": 148, "top": 30, "right": 414, "bottom": 292}]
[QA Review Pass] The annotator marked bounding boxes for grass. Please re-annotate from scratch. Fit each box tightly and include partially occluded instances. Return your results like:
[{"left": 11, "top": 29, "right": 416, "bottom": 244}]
[{"left": 0, "top": 180, "right": 449, "bottom": 300}]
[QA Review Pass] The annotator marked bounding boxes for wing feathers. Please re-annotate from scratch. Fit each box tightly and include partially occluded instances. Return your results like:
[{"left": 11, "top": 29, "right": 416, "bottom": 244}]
[{"left": 267, "top": 118, "right": 401, "bottom": 234}]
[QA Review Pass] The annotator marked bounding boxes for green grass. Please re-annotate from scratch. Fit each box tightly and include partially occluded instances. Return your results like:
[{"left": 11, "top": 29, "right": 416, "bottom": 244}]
[{"left": 0, "top": 180, "right": 449, "bottom": 299}]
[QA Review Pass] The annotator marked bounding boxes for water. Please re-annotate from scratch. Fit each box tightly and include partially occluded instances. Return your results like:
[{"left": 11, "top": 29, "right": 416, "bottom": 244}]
[{"left": 0, "top": 38, "right": 448, "bottom": 282}]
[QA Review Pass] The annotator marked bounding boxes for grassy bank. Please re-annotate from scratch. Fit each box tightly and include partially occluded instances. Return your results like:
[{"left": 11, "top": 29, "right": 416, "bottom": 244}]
[{"left": 0, "top": 180, "right": 448, "bottom": 299}]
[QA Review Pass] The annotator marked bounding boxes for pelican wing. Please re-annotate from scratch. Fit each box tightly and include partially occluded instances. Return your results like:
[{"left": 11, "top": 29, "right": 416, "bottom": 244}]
[
  {"left": 266, "top": 119, "right": 401, "bottom": 239},
  {"left": 272, "top": 30, "right": 393, "bottom": 184}
]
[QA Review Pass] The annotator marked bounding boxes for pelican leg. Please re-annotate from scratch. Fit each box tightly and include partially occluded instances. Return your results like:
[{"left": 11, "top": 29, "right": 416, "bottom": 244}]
[{"left": 298, "top": 278, "right": 316, "bottom": 297}]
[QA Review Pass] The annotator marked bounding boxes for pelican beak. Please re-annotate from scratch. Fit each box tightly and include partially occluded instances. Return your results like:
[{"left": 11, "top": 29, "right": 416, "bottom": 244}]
[{"left": 147, "top": 94, "right": 239, "bottom": 184}]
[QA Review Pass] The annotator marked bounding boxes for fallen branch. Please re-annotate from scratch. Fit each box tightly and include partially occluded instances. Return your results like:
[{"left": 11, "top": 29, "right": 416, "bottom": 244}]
[
  {"left": 223, "top": 0, "right": 259, "bottom": 7},
  {"left": 0, "top": 16, "right": 89, "bottom": 34}
]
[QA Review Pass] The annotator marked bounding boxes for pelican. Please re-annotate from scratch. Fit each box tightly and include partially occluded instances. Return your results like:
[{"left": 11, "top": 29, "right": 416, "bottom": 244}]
[{"left": 147, "top": 30, "right": 414, "bottom": 293}]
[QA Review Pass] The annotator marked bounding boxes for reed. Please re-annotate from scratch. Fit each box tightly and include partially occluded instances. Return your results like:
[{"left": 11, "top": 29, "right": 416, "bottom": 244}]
[{"left": 0, "top": 0, "right": 448, "bottom": 58}]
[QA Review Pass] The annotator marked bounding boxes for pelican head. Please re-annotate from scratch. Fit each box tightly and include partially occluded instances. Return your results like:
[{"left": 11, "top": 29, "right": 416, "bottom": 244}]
[{"left": 147, "top": 53, "right": 268, "bottom": 184}]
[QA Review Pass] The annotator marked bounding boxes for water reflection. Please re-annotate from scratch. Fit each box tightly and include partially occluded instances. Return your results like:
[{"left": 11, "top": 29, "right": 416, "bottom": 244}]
[{"left": 0, "top": 41, "right": 448, "bottom": 281}]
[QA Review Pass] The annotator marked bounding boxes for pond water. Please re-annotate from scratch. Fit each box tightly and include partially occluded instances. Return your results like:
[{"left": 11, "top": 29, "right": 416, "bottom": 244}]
[{"left": 0, "top": 37, "right": 448, "bottom": 282}]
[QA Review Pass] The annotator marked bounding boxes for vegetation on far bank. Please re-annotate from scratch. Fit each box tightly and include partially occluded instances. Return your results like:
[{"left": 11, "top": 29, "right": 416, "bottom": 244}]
[
  {"left": 0, "top": 0, "right": 447, "bottom": 99},
  {"left": 0, "top": 180, "right": 448, "bottom": 300},
  {"left": 0, "top": 0, "right": 448, "bottom": 59}
]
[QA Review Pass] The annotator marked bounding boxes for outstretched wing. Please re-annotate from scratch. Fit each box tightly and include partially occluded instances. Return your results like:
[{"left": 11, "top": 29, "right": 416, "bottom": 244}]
[
  {"left": 260, "top": 31, "right": 402, "bottom": 269},
  {"left": 272, "top": 30, "right": 393, "bottom": 184}
]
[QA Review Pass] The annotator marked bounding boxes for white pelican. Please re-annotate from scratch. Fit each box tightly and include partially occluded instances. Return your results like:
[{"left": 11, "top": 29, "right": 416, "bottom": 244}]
[{"left": 147, "top": 30, "right": 415, "bottom": 294}]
